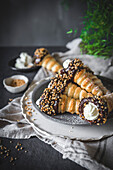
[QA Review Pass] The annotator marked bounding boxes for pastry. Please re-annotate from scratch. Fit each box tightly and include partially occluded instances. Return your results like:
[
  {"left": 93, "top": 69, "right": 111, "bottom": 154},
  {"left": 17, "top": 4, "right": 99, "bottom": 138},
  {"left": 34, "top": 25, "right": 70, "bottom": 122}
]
[
  {"left": 49, "top": 69, "right": 93, "bottom": 100},
  {"left": 79, "top": 93, "right": 113, "bottom": 125},
  {"left": 33, "top": 48, "right": 63, "bottom": 73},
  {"left": 66, "top": 59, "right": 109, "bottom": 96},
  {"left": 87, "top": 73, "right": 110, "bottom": 95},
  {"left": 63, "top": 58, "right": 109, "bottom": 95},
  {"left": 38, "top": 88, "right": 80, "bottom": 115}
]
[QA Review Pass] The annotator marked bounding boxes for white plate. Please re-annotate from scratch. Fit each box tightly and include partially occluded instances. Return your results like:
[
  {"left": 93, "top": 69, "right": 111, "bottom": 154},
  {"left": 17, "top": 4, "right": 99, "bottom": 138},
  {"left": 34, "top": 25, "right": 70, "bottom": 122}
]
[{"left": 21, "top": 77, "right": 113, "bottom": 141}]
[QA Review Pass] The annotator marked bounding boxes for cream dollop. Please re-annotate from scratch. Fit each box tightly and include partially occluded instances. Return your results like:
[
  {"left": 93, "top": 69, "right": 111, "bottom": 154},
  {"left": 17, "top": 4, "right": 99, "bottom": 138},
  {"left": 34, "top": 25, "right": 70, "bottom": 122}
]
[
  {"left": 84, "top": 102, "right": 99, "bottom": 121},
  {"left": 63, "top": 59, "right": 72, "bottom": 68},
  {"left": 15, "top": 52, "right": 33, "bottom": 69}
]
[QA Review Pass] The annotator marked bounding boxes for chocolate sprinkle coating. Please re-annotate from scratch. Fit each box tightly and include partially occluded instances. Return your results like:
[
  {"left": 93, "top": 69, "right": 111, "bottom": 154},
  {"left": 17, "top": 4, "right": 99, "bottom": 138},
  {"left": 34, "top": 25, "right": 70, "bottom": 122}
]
[
  {"left": 49, "top": 69, "right": 71, "bottom": 93},
  {"left": 39, "top": 69, "right": 71, "bottom": 115},
  {"left": 39, "top": 88, "right": 61, "bottom": 115},
  {"left": 79, "top": 97, "right": 108, "bottom": 125},
  {"left": 66, "top": 58, "right": 93, "bottom": 80},
  {"left": 33, "top": 48, "right": 49, "bottom": 65}
]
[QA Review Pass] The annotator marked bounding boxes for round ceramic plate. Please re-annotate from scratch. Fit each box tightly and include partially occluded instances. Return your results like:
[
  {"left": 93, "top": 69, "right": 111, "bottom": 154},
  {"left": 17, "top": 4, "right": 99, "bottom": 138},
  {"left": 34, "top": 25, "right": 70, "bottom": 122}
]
[
  {"left": 21, "top": 77, "right": 113, "bottom": 141},
  {"left": 8, "top": 57, "right": 40, "bottom": 72},
  {"left": 32, "top": 76, "right": 113, "bottom": 125}
]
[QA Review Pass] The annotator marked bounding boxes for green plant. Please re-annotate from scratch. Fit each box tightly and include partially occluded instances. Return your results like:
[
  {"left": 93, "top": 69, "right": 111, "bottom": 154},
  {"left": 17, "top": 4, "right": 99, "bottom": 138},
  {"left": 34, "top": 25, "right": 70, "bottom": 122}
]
[
  {"left": 61, "top": 0, "right": 71, "bottom": 10},
  {"left": 67, "top": 0, "right": 113, "bottom": 58}
]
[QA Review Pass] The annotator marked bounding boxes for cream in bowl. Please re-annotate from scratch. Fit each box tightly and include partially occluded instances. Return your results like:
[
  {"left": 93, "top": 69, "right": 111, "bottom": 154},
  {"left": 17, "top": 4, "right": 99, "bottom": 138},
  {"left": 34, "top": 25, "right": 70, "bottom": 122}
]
[
  {"left": 3, "top": 75, "right": 29, "bottom": 93},
  {"left": 15, "top": 52, "right": 34, "bottom": 69}
]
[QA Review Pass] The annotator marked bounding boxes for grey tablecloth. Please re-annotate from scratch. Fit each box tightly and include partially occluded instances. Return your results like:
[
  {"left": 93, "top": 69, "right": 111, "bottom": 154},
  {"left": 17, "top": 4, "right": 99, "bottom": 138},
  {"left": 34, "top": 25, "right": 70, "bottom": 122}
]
[{"left": 0, "top": 38, "right": 113, "bottom": 170}]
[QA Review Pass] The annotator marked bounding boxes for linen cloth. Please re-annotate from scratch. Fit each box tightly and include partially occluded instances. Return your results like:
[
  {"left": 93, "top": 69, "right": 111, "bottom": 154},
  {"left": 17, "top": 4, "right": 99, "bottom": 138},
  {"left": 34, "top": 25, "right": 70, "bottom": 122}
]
[{"left": 0, "top": 38, "right": 113, "bottom": 170}]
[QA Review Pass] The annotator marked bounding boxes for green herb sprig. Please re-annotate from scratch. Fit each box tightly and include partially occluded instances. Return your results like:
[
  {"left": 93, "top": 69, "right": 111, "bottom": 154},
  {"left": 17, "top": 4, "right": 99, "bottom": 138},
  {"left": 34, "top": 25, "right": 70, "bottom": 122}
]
[
  {"left": 80, "top": 0, "right": 113, "bottom": 58},
  {"left": 67, "top": 0, "right": 113, "bottom": 58}
]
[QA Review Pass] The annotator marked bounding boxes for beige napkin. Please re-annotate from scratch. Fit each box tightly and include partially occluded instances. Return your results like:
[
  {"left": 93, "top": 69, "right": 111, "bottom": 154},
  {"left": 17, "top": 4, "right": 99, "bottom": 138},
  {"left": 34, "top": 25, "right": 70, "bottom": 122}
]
[{"left": 1, "top": 38, "right": 113, "bottom": 170}]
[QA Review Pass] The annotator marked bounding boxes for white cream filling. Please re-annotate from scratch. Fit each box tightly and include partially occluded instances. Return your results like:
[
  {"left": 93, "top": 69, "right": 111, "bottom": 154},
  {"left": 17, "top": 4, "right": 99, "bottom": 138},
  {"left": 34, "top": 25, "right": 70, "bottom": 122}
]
[
  {"left": 84, "top": 102, "right": 99, "bottom": 121},
  {"left": 15, "top": 52, "right": 33, "bottom": 68},
  {"left": 63, "top": 59, "right": 72, "bottom": 68}
]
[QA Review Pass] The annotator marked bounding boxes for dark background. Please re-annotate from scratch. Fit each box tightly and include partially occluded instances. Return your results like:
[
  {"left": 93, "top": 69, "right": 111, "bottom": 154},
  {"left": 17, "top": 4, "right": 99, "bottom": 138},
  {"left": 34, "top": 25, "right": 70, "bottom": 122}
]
[{"left": 0, "top": 0, "right": 87, "bottom": 46}]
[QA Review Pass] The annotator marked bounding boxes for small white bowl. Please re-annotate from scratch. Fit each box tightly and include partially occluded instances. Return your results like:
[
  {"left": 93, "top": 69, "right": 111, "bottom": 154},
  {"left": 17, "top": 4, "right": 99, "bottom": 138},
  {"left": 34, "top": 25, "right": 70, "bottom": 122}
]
[{"left": 3, "top": 75, "right": 29, "bottom": 93}]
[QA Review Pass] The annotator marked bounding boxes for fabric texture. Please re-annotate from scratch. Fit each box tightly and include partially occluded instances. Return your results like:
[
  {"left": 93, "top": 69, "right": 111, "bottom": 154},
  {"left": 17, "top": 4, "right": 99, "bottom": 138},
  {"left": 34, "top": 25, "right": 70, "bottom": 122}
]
[{"left": 0, "top": 38, "right": 113, "bottom": 170}]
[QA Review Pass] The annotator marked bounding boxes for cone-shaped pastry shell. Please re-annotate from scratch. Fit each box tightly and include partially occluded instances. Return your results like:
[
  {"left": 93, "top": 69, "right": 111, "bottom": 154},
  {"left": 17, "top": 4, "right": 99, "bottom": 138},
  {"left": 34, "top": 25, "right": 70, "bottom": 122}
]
[
  {"left": 34, "top": 48, "right": 63, "bottom": 73},
  {"left": 66, "top": 58, "right": 108, "bottom": 96},
  {"left": 49, "top": 70, "right": 93, "bottom": 101}
]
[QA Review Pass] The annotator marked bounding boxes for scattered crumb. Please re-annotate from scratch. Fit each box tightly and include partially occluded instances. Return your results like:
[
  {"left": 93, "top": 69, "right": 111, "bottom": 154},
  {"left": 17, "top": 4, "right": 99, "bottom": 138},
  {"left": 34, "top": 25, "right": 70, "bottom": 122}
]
[
  {"left": 32, "top": 118, "right": 36, "bottom": 121},
  {"left": 25, "top": 97, "right": 28, "bottom": 101},
  {"left": 20, "top": 147, "right": 23, "bottom": 150},
  {"left": 0, "top": 139, "right": 28, "bottom": 165},
  {"left": 6, "top": 153, "right": 9, "bottom": 157},
  {"left": 28, "top": 108, "right": 32, "bottom": 111},
  {"left": 27, "top": 102, "right": 32, "bottom": 104},
  {"left": 9, "top": 98, "right": 13, "bottom": 101},
  {"left": 10, "top": 157, "right": 14, "bottom": 162},
  {"left": 27, "top": 111, "right": 32, "bottom": 116},
  {"left": 1, "top": 146, "right": 3, "bottom": 150},
  {"left": 27, "top": 105, "right": 32, "bottom": 106}
]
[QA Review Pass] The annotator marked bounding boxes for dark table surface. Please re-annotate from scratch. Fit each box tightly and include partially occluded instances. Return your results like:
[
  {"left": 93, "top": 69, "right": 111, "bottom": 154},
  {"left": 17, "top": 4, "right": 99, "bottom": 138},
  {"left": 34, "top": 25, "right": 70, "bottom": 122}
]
[{"left": 0, "top": 47, "right": 86, "bottom": 170}]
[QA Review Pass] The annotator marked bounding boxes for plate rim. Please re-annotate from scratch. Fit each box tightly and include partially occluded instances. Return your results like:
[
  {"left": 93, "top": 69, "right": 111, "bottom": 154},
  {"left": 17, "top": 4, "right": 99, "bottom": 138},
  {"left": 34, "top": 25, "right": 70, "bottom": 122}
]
[{"left": 20, "top": 77, "right": 113, "bottom": 141}]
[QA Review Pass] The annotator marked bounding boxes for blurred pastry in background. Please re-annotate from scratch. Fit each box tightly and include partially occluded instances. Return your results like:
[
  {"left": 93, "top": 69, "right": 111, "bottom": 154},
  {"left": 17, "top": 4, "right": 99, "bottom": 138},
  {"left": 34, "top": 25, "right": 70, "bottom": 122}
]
[{"left": 33, "top": 48, "right": 63, "bottom": 73}]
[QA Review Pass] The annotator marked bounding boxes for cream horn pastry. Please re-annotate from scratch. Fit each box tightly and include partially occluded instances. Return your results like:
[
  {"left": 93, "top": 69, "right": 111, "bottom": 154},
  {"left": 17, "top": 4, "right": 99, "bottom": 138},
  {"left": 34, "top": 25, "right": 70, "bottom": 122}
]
[
  {"left": 38, "top": 88, "right": 80, "bottom": 115},
  {"left": 66, "top": 59, "right": 109, "bottom": 96},
  {"left": 33, "top": 48, "right": 63, "bottom": 73},
  {"left": 79, "top": 93, "right": 113, "bottom": 125},
  {"left": 49, "top": 69, "right": 93, "bottom": 100},
  {"left": 64, "top": 58, "right": 109, "bottom": 95},
  {"left": 87, "top": 73, "right": 110, "bottom": 95}
]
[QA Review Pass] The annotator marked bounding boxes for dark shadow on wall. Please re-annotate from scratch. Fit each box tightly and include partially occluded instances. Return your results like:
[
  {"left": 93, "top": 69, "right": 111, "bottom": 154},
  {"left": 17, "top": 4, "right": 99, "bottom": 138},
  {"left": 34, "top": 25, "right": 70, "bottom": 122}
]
[{"left": 0, "top": 0, "right": 87, "bottom": 46}]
